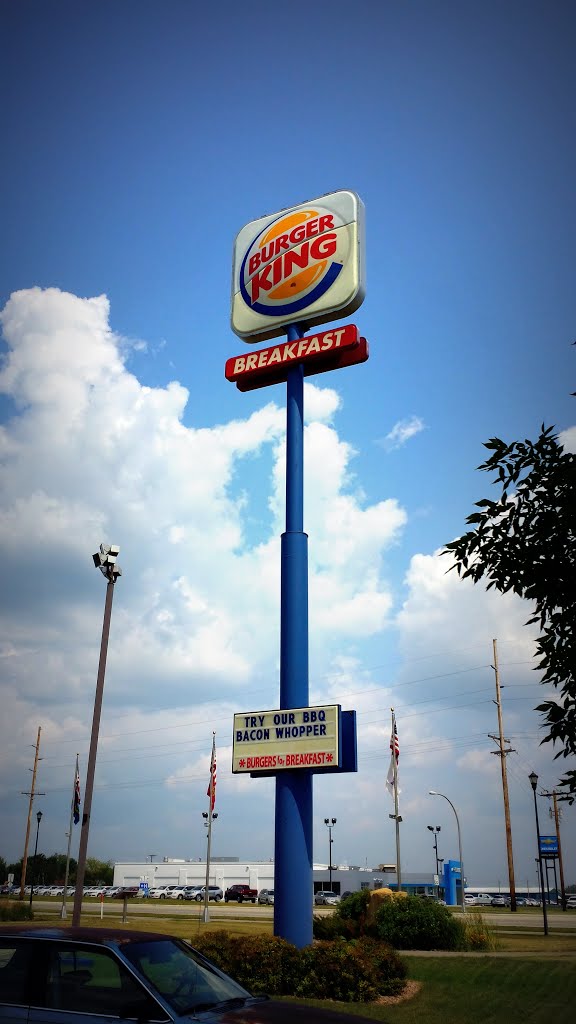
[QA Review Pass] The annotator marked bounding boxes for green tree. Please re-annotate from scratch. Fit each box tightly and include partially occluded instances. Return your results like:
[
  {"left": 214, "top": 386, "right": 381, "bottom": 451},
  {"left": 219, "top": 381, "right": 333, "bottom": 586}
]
[
  {"left": 84, "top": 858, "right": 113, "bottom": 885},
  {"left": 444, "top": 426, "right": 576, "bottom": 799},
  {"left": 0, "top": 857, "right": 7, "bottom": 883},
  {"left": 7, "top": 860, "right": 23, "bottom": 886}
]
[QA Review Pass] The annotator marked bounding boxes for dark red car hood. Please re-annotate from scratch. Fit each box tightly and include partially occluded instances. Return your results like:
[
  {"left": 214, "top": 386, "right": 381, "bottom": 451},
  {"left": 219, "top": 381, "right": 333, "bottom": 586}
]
[{"left": 220, "top": 1000, "right": 380, "bottom": 1023}]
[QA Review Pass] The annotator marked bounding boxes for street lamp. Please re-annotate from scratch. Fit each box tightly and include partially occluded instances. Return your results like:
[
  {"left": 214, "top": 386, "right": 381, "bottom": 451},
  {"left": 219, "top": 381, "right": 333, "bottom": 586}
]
[
  {"left": 528, "top": 771, "right": 548, "bottom": 936},
  {"left": 429, "top": 791, "right": 466, "bottom": 913},
  {"left": 201, "top": 809, "right": 218, "bottom": 923},
  {"left": 427, "top": 825, "right": 442, "bottom": 897},
  {"left": 72, "top": 544, "right": 121, "bottom": 926},
  {"left": 29, "top": 811, "right": 43, "bottom": 909},
  {"left": 324, "top": 818, "right": 337, "bottom": 892}
]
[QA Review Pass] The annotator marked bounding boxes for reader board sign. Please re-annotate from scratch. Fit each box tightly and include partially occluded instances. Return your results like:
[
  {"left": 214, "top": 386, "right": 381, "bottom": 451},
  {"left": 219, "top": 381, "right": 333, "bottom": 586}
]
[
  {"left": 225, "top": 324, "right": 368, "bottom": 391},
  {"left": 231, "top": 191, "right": 365, "bottom": 343},
  {"left": 232, "top": 705, "right": 340, "bottom": 774}
]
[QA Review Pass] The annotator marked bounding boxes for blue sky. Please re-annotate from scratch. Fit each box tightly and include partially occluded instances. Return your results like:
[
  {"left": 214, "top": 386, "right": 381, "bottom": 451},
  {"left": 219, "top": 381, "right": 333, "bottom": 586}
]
[{"left": 0, "top": 0, "right": 574, "bottom": 889}]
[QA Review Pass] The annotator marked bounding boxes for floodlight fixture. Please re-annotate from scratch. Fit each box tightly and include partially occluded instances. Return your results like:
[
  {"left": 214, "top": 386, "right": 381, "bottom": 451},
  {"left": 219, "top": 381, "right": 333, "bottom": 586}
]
[{"left": 92, "top": 543, "right": 121, "bottom": 580}]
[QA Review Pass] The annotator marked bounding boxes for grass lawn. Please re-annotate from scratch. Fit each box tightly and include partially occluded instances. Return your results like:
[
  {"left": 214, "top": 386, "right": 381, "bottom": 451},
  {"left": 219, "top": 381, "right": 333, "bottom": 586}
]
[
  {"left": 20, "top": 909, "right": 576, "bottom": 1024},
  {"left": 284, "top": 957, "right": 576, "bottom": 1024}
]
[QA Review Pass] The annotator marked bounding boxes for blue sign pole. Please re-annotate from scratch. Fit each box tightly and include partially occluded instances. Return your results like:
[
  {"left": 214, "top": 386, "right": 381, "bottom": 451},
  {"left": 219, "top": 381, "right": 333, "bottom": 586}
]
[{"left": 274, "top": 322, "right": 313, "bottom": 948}]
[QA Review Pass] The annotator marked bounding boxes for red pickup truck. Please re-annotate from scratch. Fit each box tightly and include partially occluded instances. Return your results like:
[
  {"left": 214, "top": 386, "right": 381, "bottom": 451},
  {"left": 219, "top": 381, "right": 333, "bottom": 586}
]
[{"left": 224, "top": 884, "right": 258, "bottom": 903}]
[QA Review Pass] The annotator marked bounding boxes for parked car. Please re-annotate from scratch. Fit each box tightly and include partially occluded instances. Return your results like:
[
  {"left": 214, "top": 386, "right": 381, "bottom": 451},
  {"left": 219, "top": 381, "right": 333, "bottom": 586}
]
[
  {"left": 181, "top": 885, "right": 203, "bottom": 901},
  {"left": 112, "top": 886, "right": 139, "bottom": 899},
  {"left": 148, "top": 887, "right": 173, "bottom": 899},
  {"left": 174, "top": 887, "right": 192, "bottom": 900},
  {"left": 184, "top": 886, "right": 223, "bottom": 903},
  {"left": 314, "top": 890, "right": 341, "bottom": 906},
  {"left": 0, "top": 924, "right": 346, "bottom": 1023},
  {"left": 491, "top": 896, "right": 506, "bottom": 906},
  {"left": 258, "top": 889, "right": 275, "bottom": 905},
  {"left": 566, "top": 895, "right": 576, "bottom": 909},
  {"left": 167, "top": 886, "right": 186, "bottom": 899},
  {"left": 224, "top": 884, "right": 258, "bottom": 903}
]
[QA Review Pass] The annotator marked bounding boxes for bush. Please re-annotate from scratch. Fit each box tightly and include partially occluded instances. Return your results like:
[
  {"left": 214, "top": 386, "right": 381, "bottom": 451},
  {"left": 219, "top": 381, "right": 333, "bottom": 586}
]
[
  {"left": 194, "top": 932, "right": 300, "bottom": 994},
  {"left": 295, "top": 940, "right": 376, "bottom": 1001},
  {"left": 337, "top": 888, "right": 371, "bottom": 926},
  {"left": 193, "top": 931, "right": 406, "bottom": 1002},
  {"left": 312, "top": 913, "right": 358, "bottom": 940},
  {"left": 350, "top": 937, "right": 407, "bottom": 996},
  {"left": 462, "top": 909, "right": 499, "bottom": 951},
  {"left": 370, "top": 894, "right": 466, "bottom": 951},
  {"left": 0, "top": 899, "right": 33, "bottom": 921}
]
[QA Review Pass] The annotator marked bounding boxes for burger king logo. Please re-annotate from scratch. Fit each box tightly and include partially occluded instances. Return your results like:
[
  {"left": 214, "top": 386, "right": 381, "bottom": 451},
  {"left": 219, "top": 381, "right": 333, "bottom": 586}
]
[
  {"left": 239, "top": 204, "right": 349, "bottom": 318},
  {"left": 231, "top": 190, "right": 365, "bottom": 342}
]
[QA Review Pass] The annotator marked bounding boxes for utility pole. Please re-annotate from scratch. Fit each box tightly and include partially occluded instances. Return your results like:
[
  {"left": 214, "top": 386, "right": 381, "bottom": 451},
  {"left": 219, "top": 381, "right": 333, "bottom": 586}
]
[
  {"left": 540, "top": 789, "right": 567, "bottom": 910},
  {"left": 19, "top": 726, "right": 45, "bottom": 900},
  {"left": 72, "top": 544, "right": 121, "bottom": 926},
  {"left": 489, "top": 639, "right": 517, "bottom": 912}
]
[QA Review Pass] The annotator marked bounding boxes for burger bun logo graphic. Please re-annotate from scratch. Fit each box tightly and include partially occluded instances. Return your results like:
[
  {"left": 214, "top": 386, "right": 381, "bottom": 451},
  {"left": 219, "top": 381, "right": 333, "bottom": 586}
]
[{"left": 231, "top": 191, "right": 365, "bottom": 343}]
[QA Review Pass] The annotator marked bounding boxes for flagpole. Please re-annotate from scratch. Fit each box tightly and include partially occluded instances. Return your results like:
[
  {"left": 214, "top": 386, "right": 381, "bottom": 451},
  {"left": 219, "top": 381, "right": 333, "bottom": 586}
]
[
  {"left": 390, "top": 709, "right": 402, "bottom": 892},
  {"left": 61, "top": 754, "right": 79, "bottom": 920},
  {"left": 203, "top": 733, "right": 216, "bottom": 924}
]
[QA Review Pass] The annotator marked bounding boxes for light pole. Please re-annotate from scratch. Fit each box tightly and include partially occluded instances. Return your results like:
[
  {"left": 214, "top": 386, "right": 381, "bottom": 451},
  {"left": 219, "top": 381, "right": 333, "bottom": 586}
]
[
  {"left": 29, "top": 811, "right": 43, "bottom": 910},
  {"left": 528, "top": 771, "right": 548, "bottom": 936},
  {"left": 427, "top": 825, "right": 442, "bottom": 897},
  {"left": 324, "top": 818, "right": 337, "bottom": 891},
  {"left": 72, "top": 544, "right": 121, "bottom": 926},
  {"left": 202, "top": 810, "right": 218, "bottom": 922},
  {"left": 429, "top": 791, "right": 466, "bottom": 913}
]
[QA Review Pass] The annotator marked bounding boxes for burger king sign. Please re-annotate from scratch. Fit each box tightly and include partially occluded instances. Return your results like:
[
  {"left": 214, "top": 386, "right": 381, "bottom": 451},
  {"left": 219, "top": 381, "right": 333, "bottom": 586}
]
[{"left": 231, "top": 190, "right": 365, "bottom": 342}]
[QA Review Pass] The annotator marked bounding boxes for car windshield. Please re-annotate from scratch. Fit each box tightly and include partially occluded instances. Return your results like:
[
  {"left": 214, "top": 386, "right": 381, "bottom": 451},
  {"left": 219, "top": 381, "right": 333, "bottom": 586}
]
[{"left": 123, "top": 938, "right": 251, "bottom": 1014}]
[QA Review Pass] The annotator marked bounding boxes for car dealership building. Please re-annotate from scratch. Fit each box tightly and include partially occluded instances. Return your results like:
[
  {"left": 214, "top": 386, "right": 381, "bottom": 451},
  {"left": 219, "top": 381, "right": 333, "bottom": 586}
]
[{"left": 113, "top": 858, "right": 450, "bottom": 901}]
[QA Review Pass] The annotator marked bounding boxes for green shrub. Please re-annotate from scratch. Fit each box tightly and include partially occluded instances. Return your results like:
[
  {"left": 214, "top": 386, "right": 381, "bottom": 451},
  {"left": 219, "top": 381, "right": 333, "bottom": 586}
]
[
  {"left": 462, "top": 909, "right": 499, "bottom": 951},
  {"left": 193, "top": 931, "right": 406, "bottom": 1002},
  {"left": 294, "top": 939, "right": 379, "bottom": 1001},
  {"left": 192, "top": 930, "right": 235, "bottom": 973},
  {"left": 312, "top": 913, "right": 358, "bottom": 940},
  {"left": 350, "top": 937, "right": 407, "bottom": 996},
  {"left": 370, "top": 894, "right": 466, "bottom": 950},
  {"left": 194, "top": 932, "right": 300, "bottom": 994},
  {"left": 337, "top": 888, "right": 371, "bottom": 925},
  {"left": 0, "top": 899, "right": 33, "bottom": 921}
]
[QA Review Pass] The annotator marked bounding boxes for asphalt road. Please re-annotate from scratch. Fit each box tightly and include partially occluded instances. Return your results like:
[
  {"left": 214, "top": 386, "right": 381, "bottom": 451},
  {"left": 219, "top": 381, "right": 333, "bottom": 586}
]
[{"left": 41, "top": 900, "right": 576, "bottom": 930}]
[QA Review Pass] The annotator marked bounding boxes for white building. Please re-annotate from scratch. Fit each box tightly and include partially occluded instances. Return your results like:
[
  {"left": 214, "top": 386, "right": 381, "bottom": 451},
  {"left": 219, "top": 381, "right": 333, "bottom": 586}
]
[{"left": 113, "top": 858, "right": 438, "bottom": 896}]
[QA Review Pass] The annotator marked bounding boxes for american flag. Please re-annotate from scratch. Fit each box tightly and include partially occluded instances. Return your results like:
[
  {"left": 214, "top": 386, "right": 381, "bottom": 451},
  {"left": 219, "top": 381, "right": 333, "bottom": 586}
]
[
  {"left": 73, "top": 765, "right": 81, "bottom": 825},
  {"left": 386, "top": 715, "right": 399, "bottom": 798},
  {"left": 390, "top": 720, "right": 400, "bottom": 762},
  {"left": 207, "top": 734, "right": 216, "bottom": 811}
]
